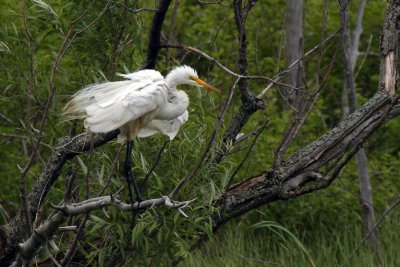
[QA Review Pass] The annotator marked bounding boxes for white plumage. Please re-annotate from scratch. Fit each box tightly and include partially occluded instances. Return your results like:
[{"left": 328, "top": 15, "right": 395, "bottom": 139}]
[{"left": 64, "top": 65, "right": 218, "bottom": 142}]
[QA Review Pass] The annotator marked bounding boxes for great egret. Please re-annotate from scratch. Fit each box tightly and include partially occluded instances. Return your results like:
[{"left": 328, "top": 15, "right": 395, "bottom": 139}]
[{"left": 65, "top": 65, "right": 218, "bottom": 204}]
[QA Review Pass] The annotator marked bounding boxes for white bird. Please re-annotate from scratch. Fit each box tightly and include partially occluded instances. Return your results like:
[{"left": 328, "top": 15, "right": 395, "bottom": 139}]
[
  {"left": 64, "top": 65, "right": 218, "bottom": 202},
  {"left": 65, "top": 65, "right": 218, "bottom": 142}
]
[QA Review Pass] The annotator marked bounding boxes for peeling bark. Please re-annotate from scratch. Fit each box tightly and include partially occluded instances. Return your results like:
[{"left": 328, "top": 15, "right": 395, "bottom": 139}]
[{"left": 215, "top": 89, "right": 397, "bottom": 228}]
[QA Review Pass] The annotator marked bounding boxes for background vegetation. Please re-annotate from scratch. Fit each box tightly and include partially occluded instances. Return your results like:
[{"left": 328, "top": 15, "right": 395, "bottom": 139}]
[{"left": 0, "top": 0, "right": 399, "bottom": 266}]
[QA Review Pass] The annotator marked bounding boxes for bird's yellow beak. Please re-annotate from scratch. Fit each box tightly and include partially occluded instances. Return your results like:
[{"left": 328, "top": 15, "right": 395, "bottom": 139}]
[{"left": 191, "top": 77, "right": 220, "bottom": 93}]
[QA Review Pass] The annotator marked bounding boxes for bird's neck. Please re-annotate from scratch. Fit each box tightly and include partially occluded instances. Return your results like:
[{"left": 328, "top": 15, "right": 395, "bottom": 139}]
[
  {"left": 156, "top": 90, "right": 189, "bottom": 120},
  {"left": 165, "top": 70, "right": 186, "bottom": 89}
]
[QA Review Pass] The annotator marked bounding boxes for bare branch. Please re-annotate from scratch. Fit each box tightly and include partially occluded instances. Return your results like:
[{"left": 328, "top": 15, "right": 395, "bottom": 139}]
[
  {"left": 60, "top": 195, "right": 195, "bottom": 215},
  {"left": 57, "top": 226, "right": 77, "bottom": 232},
  {"left": 116, "top": 2, "right": 157, "bottom": 14},
  {"left": 225, "top": 120, "right": 269, "bottom": 189},
  {"left": 388, "top": 101, "right": 400, "bottom": 119},
  {"left": 198, "top": 0, "right": 224, "bottom": 6},
  {"left": 142, "top": 0, "right": 173, "bottom": 69},
  {"left": 257, "top": 31, "right": 338, "bottom": 98},
  {"left": 59, "top": 214, "right": 89, "bottom": 266},
  {"left": 17, "top": 211, "right": 65, "bottom": 265},
  {"left": 350, "top": 0, "right": 367, "bottom": 69},
  {"left": 161, "top": 44, "right": 298, "bottom": 90},
  {"left": 379, "top": 2, "right": 399, "bottom": 96}
]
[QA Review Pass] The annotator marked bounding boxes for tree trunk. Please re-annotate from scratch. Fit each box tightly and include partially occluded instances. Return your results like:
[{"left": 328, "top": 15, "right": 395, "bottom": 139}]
[
  {"left": 339, "top": 0, "right": 379, "bottom": 250},
  {"left": 285, "top": 0, "right": 303, "bottom": 111}
]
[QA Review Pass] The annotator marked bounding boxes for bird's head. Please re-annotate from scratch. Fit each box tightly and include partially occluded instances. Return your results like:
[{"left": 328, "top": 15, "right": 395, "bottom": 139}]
[{"left": 166, "top": 65, "right": 220, "bottom": 93}]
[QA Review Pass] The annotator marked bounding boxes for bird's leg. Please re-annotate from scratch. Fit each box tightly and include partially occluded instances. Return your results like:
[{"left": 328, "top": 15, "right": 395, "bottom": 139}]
[
  {"left": 124, "top": 140, "right": 136, "bottom": 206},
  {"left": 124, "top": 140, "right": 143, "bottom": 203}
]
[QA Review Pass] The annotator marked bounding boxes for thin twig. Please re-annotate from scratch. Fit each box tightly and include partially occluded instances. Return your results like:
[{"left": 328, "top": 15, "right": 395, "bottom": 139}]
[
  {"left": 354, "top": 34, "right": 374, "bottom": 80},
  {"left": 226, "top": 120, "right": 269, "bottom": 190},
  {"left": 198, "top": 0, "right": 223, "bottom": 6},
  {"left": 60, "top": 214, "right": 89, "bottom": 266},
  {"left": 0, "top": 112, "right": 13, "bottom": 125},
  {"left": 116, "top": 1, "right": 157, "bottom": 14},
  {"left": 257, "top": 31, "right": 339, "bottom": 98},
  {"left": 161, "top": 44, "right": 299, "bottom": 90}
]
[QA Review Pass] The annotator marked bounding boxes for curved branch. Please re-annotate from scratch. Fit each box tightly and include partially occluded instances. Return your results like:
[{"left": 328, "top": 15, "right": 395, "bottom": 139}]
[{"left": 161, "top": 44, "right": 298, "bottom": 89}]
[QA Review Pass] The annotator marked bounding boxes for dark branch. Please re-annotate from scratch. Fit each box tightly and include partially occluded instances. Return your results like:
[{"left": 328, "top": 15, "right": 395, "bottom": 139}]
[{"left": 142, "top": 0, "right": 173, "bottom": 69}]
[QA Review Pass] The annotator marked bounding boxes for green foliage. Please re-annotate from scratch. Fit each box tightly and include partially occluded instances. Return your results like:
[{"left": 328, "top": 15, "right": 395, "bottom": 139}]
[{"left": 184, "top": 210, "right": 400, "bottom": 267}]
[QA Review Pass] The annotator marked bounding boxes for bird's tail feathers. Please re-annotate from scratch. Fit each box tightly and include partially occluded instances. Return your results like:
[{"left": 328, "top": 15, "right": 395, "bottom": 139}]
[{"left": 62, "top": 80, "right": 132, "bottom": 122}]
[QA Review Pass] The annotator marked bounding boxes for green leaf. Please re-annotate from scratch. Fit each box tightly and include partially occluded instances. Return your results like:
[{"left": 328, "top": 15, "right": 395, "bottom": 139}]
[
  {"left": 77, "top": 156, "right": 88, "bottom": 175},
  {"left": 0, "top": 41, "right": 11, "bottom": 54},
  {"left": 32, "top": 0, "right": 58, "bottom": 19},
  {"left": 90, "top": 214, "right": 106, "bottom": 224}
]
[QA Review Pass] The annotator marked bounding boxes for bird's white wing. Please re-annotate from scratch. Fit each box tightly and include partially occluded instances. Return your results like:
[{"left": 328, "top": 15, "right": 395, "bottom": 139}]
[
  {"left": 117, "top": 69, "right": 164, "bottom": 82},
  {"left": 66, "top": 69, "right": 164, "bottom": 115},
  {"left": 84, "top": 80, "right": 168, "bottom": 133},
  {"left": 137, "top": 110, "right": 189, "bottom": 140}
]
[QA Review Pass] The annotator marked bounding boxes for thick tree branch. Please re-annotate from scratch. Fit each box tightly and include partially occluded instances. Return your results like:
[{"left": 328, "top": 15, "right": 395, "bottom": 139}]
[
  {"left": 16, "top": 211, "right": 66, "bottom": 265},
  {"left": 388, "top": 101, "right": 400, "bottom": 119},
  {"left": 214, "top": 89, "right": 397, "bottom": 231},
  {"left": 233, "top": 0, "right": 251, "bottom": 102},
  {"left": 142, "top": 0, "right": 173, "bottom": 69}
]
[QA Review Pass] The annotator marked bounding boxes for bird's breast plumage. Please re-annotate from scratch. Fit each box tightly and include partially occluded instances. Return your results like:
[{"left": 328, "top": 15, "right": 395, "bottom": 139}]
[{"left": 154, "top": 90, "right": 189, "bottom": 120}]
